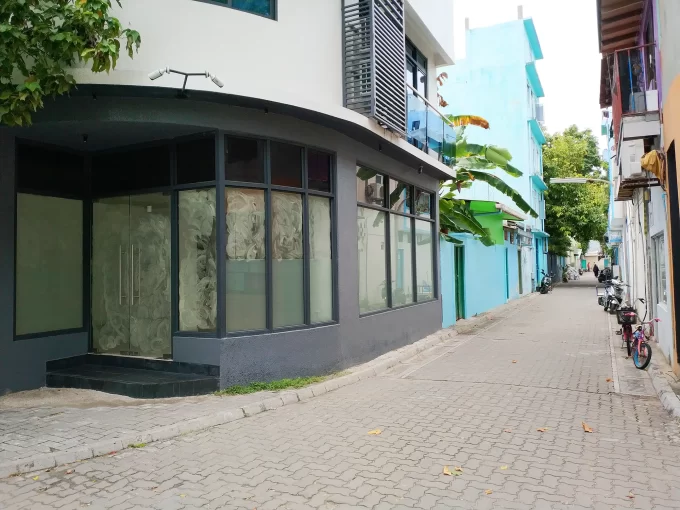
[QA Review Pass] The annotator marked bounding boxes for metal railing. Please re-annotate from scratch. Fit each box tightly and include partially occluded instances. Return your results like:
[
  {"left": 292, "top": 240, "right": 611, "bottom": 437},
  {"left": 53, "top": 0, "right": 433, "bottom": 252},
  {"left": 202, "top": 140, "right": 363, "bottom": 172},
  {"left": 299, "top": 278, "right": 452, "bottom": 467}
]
[
  {"left": 406, "top": 83, "right": 456, "bottom": 166},
  {"left": 610, "top": 43, "right": 658, "bottom": 147}
]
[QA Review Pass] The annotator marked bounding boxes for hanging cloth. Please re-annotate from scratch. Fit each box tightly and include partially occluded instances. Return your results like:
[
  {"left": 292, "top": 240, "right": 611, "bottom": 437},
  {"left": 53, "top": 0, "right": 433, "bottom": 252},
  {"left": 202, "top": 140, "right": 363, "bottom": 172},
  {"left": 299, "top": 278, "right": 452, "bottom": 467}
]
[{"left": 641, "top": 150, "right": 666, "bottom": 190}]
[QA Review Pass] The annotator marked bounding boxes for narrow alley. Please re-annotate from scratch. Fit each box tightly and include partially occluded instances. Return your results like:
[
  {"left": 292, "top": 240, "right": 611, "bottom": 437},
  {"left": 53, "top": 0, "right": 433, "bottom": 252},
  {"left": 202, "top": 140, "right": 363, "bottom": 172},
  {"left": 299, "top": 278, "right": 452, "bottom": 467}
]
[{"left": 2, "top": 277, "right": 680, "bottom": 510}]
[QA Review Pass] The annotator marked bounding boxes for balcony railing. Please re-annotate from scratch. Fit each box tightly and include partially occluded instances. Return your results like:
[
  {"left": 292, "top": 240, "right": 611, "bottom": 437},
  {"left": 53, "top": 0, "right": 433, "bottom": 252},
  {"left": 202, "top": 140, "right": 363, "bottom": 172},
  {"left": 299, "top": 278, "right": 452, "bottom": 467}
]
[
  {"left": 609, "top": 43, "right": 658, "bottom": 147},
  {"left": 406, "top": 83, "right": 456, "bottom": 166}
]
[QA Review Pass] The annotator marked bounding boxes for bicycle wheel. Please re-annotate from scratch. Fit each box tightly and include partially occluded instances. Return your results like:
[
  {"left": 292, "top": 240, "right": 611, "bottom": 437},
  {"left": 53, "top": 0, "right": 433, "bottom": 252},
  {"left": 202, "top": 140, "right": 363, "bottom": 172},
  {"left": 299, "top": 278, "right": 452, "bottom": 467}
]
[{"left": 633, "top": 341, "right": 652, "bottom": 370}]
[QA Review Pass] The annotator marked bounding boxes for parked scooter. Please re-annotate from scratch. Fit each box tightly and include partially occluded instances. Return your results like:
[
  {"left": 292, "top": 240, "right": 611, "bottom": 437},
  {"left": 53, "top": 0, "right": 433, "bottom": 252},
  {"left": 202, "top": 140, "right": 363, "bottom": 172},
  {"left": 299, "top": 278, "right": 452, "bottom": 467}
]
[
  {"left": 539, "top": 270, "right": 553, "bottom": 294},
  {"left": 598, "top": 267, "right": 613, "bottom": 283},
  {"left": 601, "top": 278, "right": 627, "bottom": 314}
]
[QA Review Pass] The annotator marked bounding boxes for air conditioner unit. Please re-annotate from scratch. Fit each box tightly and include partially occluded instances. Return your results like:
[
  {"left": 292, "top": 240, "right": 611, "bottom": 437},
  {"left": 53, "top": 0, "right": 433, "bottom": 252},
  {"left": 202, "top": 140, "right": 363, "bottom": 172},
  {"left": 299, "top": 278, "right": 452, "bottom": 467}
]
[
  {"left": 620, "top": 139, "right": 645, "bottom": 180},
  {"left": 535, "top": 104, "right": 544, "bottom": 123},
  {"left": 365, "top": 183, "right": 384, "bottom": 203}
]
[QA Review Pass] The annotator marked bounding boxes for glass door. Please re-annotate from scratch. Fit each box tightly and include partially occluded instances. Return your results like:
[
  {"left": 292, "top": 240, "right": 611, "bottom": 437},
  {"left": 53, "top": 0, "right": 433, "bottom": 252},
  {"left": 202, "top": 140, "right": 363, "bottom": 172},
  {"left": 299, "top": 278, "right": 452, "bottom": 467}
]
[
  {"left": 129, "top": 193, "right": 171, "bottom": 358},
  {"left": 92, "top": 193, "right": 172, "bottom": 358},
  {"left": 92, "top": 196, "right": 131, "bottom": 354}
]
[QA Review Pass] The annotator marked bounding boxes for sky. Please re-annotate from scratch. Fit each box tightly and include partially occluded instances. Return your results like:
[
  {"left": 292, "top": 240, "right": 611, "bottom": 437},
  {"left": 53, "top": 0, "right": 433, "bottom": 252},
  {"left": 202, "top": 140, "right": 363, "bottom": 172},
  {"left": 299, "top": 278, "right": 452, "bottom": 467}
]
[{"left": 452, "top": 0, "right": 604, "bottom": 149}]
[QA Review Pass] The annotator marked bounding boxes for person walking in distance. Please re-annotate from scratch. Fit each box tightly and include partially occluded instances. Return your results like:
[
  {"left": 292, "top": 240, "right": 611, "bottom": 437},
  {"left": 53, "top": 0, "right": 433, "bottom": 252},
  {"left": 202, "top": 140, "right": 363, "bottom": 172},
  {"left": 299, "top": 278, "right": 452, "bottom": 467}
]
[{"left": 593, "top": 263, "right": 599, "bottom": 279}]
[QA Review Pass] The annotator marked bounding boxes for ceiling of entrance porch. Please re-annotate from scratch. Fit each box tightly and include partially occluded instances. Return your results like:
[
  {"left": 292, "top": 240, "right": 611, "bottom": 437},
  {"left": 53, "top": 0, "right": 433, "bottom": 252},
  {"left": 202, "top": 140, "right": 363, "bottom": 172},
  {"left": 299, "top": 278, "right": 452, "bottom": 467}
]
[
  {"left": 15, "top": 122, "right": 209, "bottom": 151},
  {"left": 597, "top": 0, "right": 644, "bottom": 54}
]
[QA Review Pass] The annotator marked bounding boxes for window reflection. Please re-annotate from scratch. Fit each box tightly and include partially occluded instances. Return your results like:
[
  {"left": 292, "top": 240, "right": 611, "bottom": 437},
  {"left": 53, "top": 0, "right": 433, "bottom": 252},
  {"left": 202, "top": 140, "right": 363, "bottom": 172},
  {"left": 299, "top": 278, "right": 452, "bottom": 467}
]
[
  {"left": 309, "top": 196, "right": 333, "bottom": 323},
  {"left": 357, "top": 207, "right": 388, "bottom": 313},
  {"left": 179, "top": 189, "right": 217, "bottom": 332},
  {"left": 225, "top": 188, "right": 266, "bottom": 332},
  {"left": 225, "top": 137, "right": 265, "bottom": 183},
  {"left": 272, "top": 192, "right": 304, "bottom": 328}
]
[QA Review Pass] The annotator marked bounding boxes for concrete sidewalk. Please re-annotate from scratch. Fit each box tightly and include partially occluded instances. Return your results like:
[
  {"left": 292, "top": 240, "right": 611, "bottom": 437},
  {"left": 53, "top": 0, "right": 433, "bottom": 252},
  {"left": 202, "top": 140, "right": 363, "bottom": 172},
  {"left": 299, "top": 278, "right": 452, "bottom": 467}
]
[{"left": 0, "top": 294, "right": 537, "bottom": 478}]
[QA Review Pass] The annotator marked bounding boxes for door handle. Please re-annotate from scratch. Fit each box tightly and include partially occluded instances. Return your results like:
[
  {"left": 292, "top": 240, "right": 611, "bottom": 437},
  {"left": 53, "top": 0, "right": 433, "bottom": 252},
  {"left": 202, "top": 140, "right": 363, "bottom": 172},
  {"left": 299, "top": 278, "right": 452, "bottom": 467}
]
[
  {"left": 119, "top": 245, "right": 122, "bottom": 305},
  {"left": 131, "top": 245, "right": 141, "bottom": 304}
]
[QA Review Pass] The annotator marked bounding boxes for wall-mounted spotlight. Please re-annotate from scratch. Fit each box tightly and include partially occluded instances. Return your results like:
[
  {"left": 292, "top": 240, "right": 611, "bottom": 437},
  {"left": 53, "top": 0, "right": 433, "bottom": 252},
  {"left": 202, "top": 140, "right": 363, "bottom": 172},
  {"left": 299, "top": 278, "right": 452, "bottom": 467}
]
[{"left": 148, "top": 67, "right": 224, "bottom": 98}]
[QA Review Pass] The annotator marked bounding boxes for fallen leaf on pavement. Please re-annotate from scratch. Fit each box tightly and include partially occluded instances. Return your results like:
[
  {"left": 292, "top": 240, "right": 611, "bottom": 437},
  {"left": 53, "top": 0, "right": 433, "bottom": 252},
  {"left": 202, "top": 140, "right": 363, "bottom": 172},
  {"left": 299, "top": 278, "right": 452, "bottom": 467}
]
[
  {"left": 443, "top": 466, "right": 452, "bottom": 476},
  {"left": 180, "top": 494, "right": 186, "bottom": 498},
  {"left": 582, "top": 422, "right": 593, "bottom": 433},
  {"left": 512, "top": 360, "right": 518, "bottom": 363},
  {"left": 537, "top": 428, "right": 549, "bottom": 432},
  {"left": 65, "top": 469, "right": 74, "bottom": 475},
  {"left": 500, "top": 466, "right": 508, "bottom": 470},
  {"left": 485, "top": 489, "right": 493, "bottom": 495},
  {"left": 503, "top": 429, "right": 512, "bottom": 433},
  {"left": 606, "top": 378, "right": 613, "bottom": 382},
  {"left": 32, "top": 476, "right": 39, "bottom": 481},
  {"left": 367, "top": 429, "right": 382, "bottom": 435},
  {"left": 108, "top": 451, "right": 117, "bottom": 456},
  {"left": 454, "top": 466, "right": 463, "bottom": 472},
  {"left": 627, "top": 491, "right": 635, "bottom": 499}
]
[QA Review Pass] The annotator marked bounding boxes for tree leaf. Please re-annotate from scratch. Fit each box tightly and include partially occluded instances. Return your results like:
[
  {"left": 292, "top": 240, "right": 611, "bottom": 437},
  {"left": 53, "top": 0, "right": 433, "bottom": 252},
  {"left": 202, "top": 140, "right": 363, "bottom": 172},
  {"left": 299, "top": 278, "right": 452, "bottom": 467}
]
[
  {"left": 446, "top": 115, "right": 490, "bottom": 129},
  {"left": 463, "top": 171, "right": 539, "bottom": 217},
  {"left": 367, "top": 429, "right": 382, "bottom": 435},
  {"left": 582, "top": 422, "right": 593, "bottom": 433}
]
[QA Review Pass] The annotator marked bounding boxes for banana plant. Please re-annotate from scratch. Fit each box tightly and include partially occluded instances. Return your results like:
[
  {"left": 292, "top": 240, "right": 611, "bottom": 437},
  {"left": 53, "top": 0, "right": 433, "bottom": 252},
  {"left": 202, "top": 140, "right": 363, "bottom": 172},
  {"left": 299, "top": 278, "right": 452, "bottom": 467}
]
[
  {"left": 439, "top": 185, "right": 494, "bottom": 246},
  {"left": 438, "top": 122, "right": 538, "bottom": 245}
]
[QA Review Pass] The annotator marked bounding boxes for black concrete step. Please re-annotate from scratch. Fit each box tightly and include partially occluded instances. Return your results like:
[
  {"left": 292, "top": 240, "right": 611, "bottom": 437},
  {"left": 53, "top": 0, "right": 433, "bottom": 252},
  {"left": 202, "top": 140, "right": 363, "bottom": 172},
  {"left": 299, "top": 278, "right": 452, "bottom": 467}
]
[{"left": 45, "top": 355, "right": 219, "bottom": 398}]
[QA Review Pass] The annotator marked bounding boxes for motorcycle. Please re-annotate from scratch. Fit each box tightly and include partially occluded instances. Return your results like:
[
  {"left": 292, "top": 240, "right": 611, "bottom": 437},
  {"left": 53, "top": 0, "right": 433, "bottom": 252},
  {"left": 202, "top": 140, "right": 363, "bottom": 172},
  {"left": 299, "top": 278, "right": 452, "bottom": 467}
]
[
  {"left": 602, "top": 278, "right": 627, "bottom": 314},
  {"left": 539, "top": 270, "right": 553, "bottom": 294},
  {"left": 598, "top": 267, "right": 613, "bottom": 283}
]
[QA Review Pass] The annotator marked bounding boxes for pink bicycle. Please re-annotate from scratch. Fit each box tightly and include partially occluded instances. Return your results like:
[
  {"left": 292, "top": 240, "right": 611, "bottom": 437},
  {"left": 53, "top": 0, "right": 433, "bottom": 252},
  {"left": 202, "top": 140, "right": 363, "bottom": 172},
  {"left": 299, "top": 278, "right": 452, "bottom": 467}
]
[{"left": 616, "top": 298, "right": 657, "bottom": 370}]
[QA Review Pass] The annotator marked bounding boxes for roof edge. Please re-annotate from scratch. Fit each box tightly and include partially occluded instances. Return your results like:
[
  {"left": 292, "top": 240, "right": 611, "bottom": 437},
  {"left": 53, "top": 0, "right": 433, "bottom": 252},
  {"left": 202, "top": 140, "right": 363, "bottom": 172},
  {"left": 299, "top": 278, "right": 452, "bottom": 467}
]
[{"left": 523, "top": 18, "right": 544, "bottom": 60}]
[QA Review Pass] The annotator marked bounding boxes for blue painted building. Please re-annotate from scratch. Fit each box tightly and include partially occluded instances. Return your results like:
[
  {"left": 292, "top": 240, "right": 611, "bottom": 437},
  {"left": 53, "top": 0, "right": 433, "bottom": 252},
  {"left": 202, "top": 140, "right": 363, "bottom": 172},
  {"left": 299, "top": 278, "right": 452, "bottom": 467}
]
[{"left": 439, "top": 17, "right": 548, "bottom": 326}]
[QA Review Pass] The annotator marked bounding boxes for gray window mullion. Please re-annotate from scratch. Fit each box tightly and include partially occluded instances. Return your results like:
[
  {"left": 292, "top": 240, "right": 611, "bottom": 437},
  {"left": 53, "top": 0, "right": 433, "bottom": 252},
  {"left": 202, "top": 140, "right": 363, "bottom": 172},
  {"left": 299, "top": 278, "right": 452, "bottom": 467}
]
[
  {"left": 386, "top": 213, "right": 393, "bottom": 309},
  {"left": 302, "top": 148, "right": 311, "bottom": 325},
  {"left": 411, "top": 216, "right": 417, "bottom": 303},
  {"left": 303, "top": 192, "right": 311, "bottom": 325},
  {"left": 216, "top": 133, "right": 227, "bottom": 336},
  {"left": 265, "top": 140, "right": 273, "bottom": 330}
]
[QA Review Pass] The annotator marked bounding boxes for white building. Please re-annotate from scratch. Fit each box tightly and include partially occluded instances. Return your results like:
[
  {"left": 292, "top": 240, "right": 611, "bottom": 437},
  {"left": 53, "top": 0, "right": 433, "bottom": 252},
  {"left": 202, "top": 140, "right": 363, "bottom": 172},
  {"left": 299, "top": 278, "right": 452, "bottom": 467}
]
[{"left": 0, "top": 0, "right": 457, "bottom": 395}]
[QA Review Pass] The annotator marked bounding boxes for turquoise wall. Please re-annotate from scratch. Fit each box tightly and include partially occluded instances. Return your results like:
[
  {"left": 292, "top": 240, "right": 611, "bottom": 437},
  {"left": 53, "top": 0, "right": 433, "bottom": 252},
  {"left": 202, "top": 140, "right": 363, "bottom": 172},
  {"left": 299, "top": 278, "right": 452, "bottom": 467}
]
[
  {"left": 440, "top": 242, "right": 456, "bottom": 328},
  {"left": 440, "top": 235, "right": 523, "bottom": 328}
]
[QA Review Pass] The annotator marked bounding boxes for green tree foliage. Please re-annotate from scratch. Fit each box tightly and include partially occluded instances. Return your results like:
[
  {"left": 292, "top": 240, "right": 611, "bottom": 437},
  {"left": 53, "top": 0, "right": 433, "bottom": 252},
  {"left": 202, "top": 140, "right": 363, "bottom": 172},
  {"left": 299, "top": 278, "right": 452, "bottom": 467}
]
[
  {"left": 0, "top": 0, "right": 141, "bottom": 127},
  {"left": 543, "top": 126, "right": 609, "bottom": 255}
]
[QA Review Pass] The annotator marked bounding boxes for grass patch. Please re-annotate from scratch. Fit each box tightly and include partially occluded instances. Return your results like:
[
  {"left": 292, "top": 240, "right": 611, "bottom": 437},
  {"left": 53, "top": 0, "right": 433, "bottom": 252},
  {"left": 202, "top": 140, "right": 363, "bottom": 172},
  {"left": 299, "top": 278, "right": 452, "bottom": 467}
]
[
  {"left": 128, "top": 443, "right": 147, "bottom": 449},
  {"left": 215, "top": 373, "right": 346, "bottom": 396}
]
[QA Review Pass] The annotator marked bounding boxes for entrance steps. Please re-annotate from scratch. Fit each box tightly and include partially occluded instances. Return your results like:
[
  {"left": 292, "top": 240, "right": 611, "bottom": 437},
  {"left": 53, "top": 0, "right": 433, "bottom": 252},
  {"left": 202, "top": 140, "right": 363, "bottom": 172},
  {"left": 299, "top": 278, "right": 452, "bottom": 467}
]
[{"left": 46, "top": 355, "right": 219, "bottom": 398}]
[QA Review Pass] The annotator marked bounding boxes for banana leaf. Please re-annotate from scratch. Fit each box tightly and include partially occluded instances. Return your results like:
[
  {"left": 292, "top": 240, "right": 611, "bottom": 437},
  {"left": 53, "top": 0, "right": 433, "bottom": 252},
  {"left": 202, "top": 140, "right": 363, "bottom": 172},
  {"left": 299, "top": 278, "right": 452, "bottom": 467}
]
[
  {"left": 457, "top": 170, "right": 538, "bottom": 217},
  {"left": 446, "top": 115, "right": 490, "bottom": 129}
]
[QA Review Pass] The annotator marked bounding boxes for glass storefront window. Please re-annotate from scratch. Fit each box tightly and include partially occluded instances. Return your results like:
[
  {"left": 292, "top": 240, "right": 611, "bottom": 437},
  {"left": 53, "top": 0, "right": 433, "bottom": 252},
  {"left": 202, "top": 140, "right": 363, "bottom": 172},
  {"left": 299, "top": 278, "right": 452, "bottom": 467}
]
[
  {"left": 391, "top": 216, "right": 413, "bottom": 306},
  {"left": 357, "top": 207, "right": 388, "bottom": 313},
  {"left": 179, "top": 189, "right": 217, "bottom": 332},
  {"left": 272, "top": 192, "right": 304, "bottom": 327},
  {"left": 308, "top": 150, "right": 332, "bottom": 192},
  {"left": 225, "top": 137, "right": 265, "bottom": 183},
  {"left": 416, "top": 220, "right": 434, "bottom": 301},
  {"left": 309, "top": 196, "right": 333, "bottom": 323},
  {"left": 271, "top": 142, "right": 302, "bottom": 188},
  {"left": 15, "top": 194, "right": 83, "bottom": 335},
  {"left": 225, "top": 188, "right": 267, "bottom": 332},
  {"left": 356, "top": 166, "right": 436, "bottom": 314}
]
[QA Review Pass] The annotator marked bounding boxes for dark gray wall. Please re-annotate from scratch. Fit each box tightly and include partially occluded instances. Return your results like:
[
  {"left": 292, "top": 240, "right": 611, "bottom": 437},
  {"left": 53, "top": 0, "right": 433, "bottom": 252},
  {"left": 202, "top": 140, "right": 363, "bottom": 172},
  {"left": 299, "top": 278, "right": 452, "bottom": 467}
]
[
  {"left": 0, "top": 133, "right": 88, "bottom": 394},
  {"left": 1, "top": 97, "right": 443, "bottom": 392}
]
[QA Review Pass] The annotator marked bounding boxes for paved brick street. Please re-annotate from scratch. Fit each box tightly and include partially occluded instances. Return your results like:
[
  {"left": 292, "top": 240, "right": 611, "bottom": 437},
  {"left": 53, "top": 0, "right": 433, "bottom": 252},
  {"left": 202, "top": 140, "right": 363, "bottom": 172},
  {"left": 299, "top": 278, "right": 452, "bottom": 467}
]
[{"left": 2, "top": 281, "right": 680, "bottom": 509}]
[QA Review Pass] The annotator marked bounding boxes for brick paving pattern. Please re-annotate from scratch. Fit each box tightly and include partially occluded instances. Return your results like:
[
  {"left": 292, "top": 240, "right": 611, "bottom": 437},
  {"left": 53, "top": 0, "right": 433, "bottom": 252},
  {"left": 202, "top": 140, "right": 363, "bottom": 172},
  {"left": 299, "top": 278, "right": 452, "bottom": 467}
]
[
  {"left": 0, "top": 393, "right": 278, "bottom": 466},
  {"left": 2, "top": 280, "right": 680, "bottom": 509}
]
